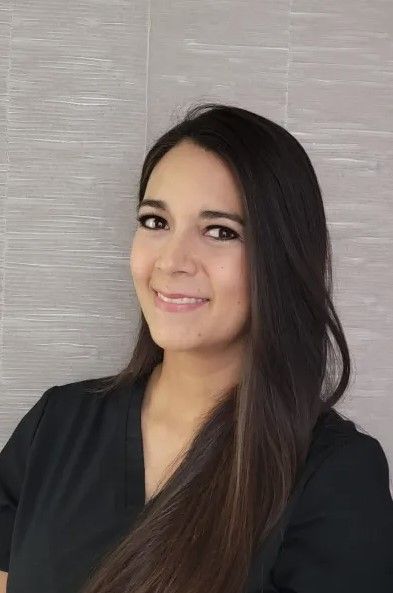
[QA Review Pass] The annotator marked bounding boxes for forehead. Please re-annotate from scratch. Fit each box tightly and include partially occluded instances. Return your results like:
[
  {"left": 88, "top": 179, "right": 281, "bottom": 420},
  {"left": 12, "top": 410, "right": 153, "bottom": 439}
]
[{"left": 145, "top": 141, "right": 244, "bottom": 214}]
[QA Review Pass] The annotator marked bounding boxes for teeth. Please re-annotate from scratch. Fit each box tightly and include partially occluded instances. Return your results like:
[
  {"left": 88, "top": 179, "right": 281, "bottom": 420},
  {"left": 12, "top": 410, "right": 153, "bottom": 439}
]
[{"left": 157, "top": 291, "right": 207, "bottom": 304}]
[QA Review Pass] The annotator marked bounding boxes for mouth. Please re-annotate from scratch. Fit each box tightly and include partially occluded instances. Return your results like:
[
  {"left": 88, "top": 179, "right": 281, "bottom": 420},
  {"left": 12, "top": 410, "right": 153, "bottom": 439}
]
[
  {"left": 152, "top": 288, "right": 210, "bottom": 302},
  {"left": 152, "top": 289, "right": 210, "bottom": 312}
]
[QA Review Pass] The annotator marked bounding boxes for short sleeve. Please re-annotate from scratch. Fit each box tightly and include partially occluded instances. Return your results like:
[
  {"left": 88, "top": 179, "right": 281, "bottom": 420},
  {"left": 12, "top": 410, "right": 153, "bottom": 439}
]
[
  {"left": 0, "top": 385, "right": 58, "bottom": 571},
  {"left": 271, "top": 434, "right": 393, "bottom": 593}
]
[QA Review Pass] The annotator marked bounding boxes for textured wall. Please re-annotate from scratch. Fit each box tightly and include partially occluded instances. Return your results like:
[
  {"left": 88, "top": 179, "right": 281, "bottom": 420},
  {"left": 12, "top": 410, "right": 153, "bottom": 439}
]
[{"left": 0, "top": 1, "right": 392, "bottom": 493}]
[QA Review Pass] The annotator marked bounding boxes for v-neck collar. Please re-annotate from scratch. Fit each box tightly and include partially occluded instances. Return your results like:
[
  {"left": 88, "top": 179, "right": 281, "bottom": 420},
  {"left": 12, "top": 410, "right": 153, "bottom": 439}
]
[{"left": 124, "top": 372, "right": 150, "bottom": 513}]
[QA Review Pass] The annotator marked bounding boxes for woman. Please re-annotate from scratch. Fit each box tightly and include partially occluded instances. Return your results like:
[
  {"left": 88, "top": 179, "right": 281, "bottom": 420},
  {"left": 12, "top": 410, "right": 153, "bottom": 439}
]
[{"left": 0, "top": 103, "right": 392, "bottom": 593}]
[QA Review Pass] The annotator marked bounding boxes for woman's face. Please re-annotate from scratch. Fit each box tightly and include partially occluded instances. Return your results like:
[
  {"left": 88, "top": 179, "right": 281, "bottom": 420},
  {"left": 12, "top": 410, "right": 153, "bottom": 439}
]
[{"left": 130, "top": 139, "right": 250, "bottom": 355}]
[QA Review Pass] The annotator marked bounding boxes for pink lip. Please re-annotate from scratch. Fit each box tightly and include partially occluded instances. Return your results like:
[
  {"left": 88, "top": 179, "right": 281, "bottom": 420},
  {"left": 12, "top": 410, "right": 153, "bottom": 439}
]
[
  {"left": 153, "top": 290, "right": 209, "bottom": 313},
  {"left": 153, "top": 288, "right": 209, "bottom": 300}
]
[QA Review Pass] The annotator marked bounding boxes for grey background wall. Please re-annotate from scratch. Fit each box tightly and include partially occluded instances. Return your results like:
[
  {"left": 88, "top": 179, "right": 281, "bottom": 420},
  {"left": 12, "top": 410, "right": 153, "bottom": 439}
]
[{"left": 1, "top": 1, "right": 392, "bottom": 492}]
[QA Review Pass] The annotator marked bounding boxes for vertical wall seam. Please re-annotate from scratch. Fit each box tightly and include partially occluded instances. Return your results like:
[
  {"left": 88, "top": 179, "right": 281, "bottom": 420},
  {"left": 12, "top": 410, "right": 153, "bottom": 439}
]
[
  {"left": 144, "top": 0, "right": 152, "bottom": 157},
  {"left": 0, "top": 1, "right": 14, "bottom": 383},
  {"left": 284, "top": 0, "right": 294, "bottom": 129}
]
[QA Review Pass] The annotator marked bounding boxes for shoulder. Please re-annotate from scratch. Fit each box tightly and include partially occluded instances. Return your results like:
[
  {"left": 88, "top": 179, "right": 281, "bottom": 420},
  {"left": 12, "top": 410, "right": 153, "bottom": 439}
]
[
  {"left": 279, "top": 407, "right": 393, "bottom": 543},
  {"left": 293, "top": 407, "right": 393, "bottom": 521},
  {"left": 271, "top": 408, "right": 393, "bottom": 592},
  {"left": 0, "top": 377, "right": 110, "bottom": 463},
  {"left": 42, "top": 374, "right": 120, "bottom": 411},
  {"left": 49, "top": 374, "right": 117, "bottom": 400},
  {"left": 21, "top": 375, "right": 127, "bottom": 446},
  {"left": 305, "top": 407, "right": 391, "bottom": 497}
]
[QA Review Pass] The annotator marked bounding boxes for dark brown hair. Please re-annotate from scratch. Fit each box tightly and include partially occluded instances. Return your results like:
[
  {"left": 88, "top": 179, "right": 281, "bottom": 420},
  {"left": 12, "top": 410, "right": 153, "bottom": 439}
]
[{"left": 79, "top": 102, "right": 351, "bottom": 593}]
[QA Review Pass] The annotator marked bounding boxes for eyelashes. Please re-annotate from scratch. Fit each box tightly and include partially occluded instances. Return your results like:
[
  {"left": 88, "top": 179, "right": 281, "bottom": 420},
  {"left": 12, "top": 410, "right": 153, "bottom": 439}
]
[{"left": 136, "top": 214, "right": 240, "bottom": 242}]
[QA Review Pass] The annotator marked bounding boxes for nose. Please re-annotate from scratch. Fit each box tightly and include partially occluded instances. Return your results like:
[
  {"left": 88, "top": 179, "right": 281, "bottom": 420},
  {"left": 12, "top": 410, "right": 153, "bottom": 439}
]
[{"left": 155, "top": 232, "right": 197, "bottom": 273}]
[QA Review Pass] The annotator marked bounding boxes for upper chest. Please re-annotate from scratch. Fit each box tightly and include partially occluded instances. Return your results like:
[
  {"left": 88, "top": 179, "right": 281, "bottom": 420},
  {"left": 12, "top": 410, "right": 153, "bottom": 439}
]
[{"left": 140, "top": 407, "right": 195, "bottom": 503}]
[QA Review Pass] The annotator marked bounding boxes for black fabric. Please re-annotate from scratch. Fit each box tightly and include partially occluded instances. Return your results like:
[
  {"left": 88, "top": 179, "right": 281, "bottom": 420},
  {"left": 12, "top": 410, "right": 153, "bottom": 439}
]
[
  {"left": 0, "top": 374, "right": 392, "bottom": 593},
  {"left": 248, "top": 412, "right": 393, "bottom": 592}
]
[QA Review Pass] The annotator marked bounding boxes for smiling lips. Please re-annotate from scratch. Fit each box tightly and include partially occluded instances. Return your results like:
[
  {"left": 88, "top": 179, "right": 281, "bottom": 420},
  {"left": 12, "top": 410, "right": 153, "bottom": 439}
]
[
  {"left": 153, "top": 289, "right": 210, "bottom": 312},
  {"left": 153, "top": 288, "right": 210, "bottom": 300}
]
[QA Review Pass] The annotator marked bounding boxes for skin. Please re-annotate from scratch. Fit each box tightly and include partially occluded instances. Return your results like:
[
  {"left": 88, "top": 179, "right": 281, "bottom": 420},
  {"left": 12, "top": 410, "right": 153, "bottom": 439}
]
[{"left": 130, "top": 139, "right": 250, "bottom": 435}]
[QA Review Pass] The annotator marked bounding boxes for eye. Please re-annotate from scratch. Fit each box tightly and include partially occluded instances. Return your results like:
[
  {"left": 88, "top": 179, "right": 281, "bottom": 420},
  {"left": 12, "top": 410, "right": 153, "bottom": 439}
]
[
  {"left": 137, "top": 214, "right": 167, "bottom": 231},
  {"left": 136, "top": 214, "right": 240, "bottom": 242},
  {"left": 204, "top": 225, "right": 239, "bottom": 241}
]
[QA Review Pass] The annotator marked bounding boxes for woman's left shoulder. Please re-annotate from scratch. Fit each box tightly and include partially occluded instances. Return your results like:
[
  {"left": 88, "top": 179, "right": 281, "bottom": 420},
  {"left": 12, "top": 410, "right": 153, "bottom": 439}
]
[
  {"left": 271, "top": 409, "right": 393, "bottom": 593},
  {"left": 309, "top": 407, "right": 391, "bottom": 490}
]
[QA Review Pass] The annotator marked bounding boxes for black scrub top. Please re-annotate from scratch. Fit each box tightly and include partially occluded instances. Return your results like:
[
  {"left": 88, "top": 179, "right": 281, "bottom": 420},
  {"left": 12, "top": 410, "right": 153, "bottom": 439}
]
[{"left": 1, "top": 373, "right": 392, "bottom": 593}]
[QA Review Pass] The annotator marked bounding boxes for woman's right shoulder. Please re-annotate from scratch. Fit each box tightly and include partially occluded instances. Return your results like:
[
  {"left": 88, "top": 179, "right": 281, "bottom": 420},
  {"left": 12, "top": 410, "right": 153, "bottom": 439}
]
[
  {"left": 9, "top": 375, "right": 125, "bottom": 452},
  {"left": 38, "top": 374, "right": 123, "bottom": 421},
  {"left": 44, "top": 374, "right": 120, "bottom": 405}
]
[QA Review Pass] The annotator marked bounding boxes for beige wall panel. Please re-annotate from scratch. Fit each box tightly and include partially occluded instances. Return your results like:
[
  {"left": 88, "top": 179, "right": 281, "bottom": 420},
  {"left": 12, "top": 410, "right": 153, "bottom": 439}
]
[{"left": 0, "top": 1, "right": 392, "bottom": 493}]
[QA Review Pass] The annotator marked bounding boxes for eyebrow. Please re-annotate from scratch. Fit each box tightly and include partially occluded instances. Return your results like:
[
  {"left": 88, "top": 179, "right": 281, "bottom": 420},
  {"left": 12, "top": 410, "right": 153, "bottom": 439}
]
[{"left": 137, "top": 198, "right": 244, "bottom": 226}]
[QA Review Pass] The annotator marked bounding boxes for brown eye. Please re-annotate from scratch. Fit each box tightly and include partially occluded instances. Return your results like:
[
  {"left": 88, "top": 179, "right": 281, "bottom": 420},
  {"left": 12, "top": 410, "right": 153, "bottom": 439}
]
[
  {"left": 137, "top": 214, "right": 167, "bottom": 230},
  {"left": 136, "top": 214, "right": 239, "bottom": 242},
  {"left": 205, "top": 226, "right": 239, "bottom": 241}
]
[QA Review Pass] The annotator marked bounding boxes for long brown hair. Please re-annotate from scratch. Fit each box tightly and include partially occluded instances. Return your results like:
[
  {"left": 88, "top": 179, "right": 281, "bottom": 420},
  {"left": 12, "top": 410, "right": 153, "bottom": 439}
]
[{"left": 79, "top": 102, "right": 351, "bottom": 593}]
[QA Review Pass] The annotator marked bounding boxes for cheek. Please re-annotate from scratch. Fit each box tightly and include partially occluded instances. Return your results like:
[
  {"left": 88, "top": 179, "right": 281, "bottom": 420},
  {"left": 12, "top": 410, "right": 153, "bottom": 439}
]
[
  {"left": 213, "top": 252, "right": 248, "bottom": 296},
  {"left": 210, "top": 257, "right": 249, "bottom": 320},
  {"left": 129, "top": 239, "right": 149, "bottom": 281}
]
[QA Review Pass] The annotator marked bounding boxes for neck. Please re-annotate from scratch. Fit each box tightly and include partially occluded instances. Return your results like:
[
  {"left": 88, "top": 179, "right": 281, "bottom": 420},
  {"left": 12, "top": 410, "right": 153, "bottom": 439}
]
[{"left": 142, "top": 352, "right": 243, "bottom": 432}]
